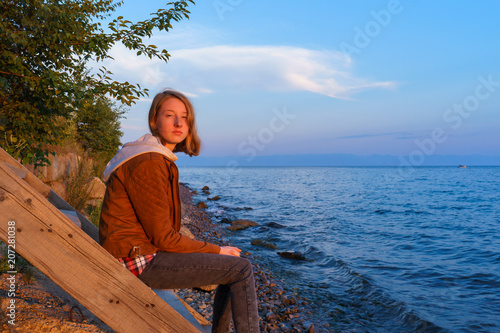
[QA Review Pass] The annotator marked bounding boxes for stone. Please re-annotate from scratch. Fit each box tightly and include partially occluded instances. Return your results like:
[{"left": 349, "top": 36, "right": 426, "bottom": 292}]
[
  {"left": 201, "top": 186, "right": 209, "bottom": 191},
  {"left": 219, "top": 218, "right": 232, "bottom": 224},
  {"left": 28, "top": 152, "right": 80, "bottom": 182},
  {"left": 207, "top": 195, "right": 221, "bottom": 201},
  {"left": 226, "top": 224, "right": 247, "bottom": 231},
  {"left": 251, "top": 239, "right": 278, "bottom": 250},
  {"left": 194, "top": 284, "right": 218, "bottom": 292},
  {"left": 226, "top": 219, "right": 259, "bottom": 231},
  {"left": 180, "top": 226, "right": 195, "bottom": 239},
  {"left": 48, "top": 181, "right": 66, "bottom": 198},
  {"left": 235, "top": 206, "right": 253, "bottom": 211},
  {"left": 87, "top": 177, "right": 106, "bottom": 199},
  {"left": 196, "top": 201, "right": 208, "bottom": 209},
  {"left": 265, "top": 222, "right": 285, "bottom": 228},
  {"left": 277, "top": 251, "right": 307, "bottom": 261},
  {"left": 86, "top": 199, "right": 102, "bottom": 207},
  {"left": 265, "top": 312, "right": 277, "bottom": 321}
]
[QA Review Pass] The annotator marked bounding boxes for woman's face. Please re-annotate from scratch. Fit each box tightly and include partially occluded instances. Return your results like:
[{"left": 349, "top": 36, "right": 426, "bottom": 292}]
[{"left": 155, "top": 97, "right": 189, "bottom": 150}]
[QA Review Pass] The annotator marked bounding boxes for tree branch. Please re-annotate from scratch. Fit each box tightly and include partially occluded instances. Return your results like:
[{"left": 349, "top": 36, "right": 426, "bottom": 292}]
[{"left": 0, "top": 70, "right": 39, "bottom": 80}]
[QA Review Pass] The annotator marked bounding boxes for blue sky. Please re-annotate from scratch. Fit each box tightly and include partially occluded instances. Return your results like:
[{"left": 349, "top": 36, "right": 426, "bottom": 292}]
[{"left": 102, "top": 0, "right": 500, "bottom": 161}]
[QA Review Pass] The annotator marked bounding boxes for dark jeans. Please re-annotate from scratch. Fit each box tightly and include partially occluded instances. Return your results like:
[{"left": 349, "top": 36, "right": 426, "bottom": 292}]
[{"left": 139, "top": 251, "right": 260, "bottom": 333}]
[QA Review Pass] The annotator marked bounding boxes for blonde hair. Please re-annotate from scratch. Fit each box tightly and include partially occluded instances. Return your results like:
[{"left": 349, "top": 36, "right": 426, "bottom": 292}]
[{"left": 148, "top": 89, "right": 201, "bottom": 156}]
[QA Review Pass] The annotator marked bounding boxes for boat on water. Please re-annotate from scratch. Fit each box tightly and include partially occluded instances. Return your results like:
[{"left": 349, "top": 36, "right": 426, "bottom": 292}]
[{"left": 458, "top": 165, "right": 467, "bottom": 168}]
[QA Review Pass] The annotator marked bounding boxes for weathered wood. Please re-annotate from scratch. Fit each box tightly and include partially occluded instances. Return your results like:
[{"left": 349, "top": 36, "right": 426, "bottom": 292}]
[
  {"left": 0, "top": 149, "right": 50, "bottom": 197},
  {"left": 0, "top": 148, "right": 100, "bottom": 242},
  {"left": 0, "top": 161, "right": 199, "bottom": 332},
  {"left": 3, "top": 162, "right": 27, "bottom": 179},
  {"left": 59, "top": 209, "right": 82, "bottom": 228},
  {"left": 47, "top": 189, "right": 99, "bottom": 242}
]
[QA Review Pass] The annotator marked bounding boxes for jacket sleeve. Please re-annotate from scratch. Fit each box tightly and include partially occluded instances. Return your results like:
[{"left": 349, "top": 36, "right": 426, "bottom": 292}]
[{"left": 125, "top": 156, "right": 220, "bottom": 254}]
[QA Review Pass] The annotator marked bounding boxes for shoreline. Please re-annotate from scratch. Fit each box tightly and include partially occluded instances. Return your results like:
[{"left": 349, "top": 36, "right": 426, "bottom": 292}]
[
  {"left": 178, "top": 183, "right": 326, "bottom": 332},
  {"left": 0, "top": 184, "right": 325, "bottom": 332}
]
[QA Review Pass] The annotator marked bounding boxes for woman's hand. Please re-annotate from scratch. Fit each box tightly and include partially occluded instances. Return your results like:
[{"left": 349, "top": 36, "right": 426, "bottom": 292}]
[{"left": 219, "top": 246, "right": 242, "bottom": 257}]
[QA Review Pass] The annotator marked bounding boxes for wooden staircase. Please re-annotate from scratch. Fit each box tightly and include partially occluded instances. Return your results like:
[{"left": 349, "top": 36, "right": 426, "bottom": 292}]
[{"left": 0, "top": 148, "right": 210, "bottom": 332}]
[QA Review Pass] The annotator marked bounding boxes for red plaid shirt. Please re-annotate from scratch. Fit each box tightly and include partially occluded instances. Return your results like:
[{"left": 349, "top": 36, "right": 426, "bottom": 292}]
[{"left": 117, "top": 253, "right": 156, "bottom": 277}]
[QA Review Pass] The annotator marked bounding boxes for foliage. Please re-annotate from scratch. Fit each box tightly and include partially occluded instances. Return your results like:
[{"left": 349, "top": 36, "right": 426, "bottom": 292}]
[
  {"left": 65, "top": 157, "right": 95, "bottom": 212},
  {"left": 75, "top": 96, "right": 125, "bottom": 176},
  {"left": 86, "top": 199, "right": 103, "bottom": 227},
  {"left": 0, "top": 0, "right": 194, "bottom": 167}
]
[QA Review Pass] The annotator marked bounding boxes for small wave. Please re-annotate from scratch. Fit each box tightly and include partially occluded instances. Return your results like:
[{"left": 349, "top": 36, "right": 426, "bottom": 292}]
[
  {"left": 403, "top": 209, "right": 431, "bottom": 215},
  {"left": 205, "top": 206, "right": 225, "bottom": 216},
  {"left": 312, "top": 257, "right": 447, "bottom": 332},
  {"left": 374, "top": 209, "right": 392, "bottom": 215}
]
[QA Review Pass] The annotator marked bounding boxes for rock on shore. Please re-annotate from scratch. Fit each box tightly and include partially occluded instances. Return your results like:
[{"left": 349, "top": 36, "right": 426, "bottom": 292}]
[{"left": 226, "top": 219, "right": 259, "bottom": 231}]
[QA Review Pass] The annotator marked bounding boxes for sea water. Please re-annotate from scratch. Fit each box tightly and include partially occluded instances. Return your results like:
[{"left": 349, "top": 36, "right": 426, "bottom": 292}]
[{"left": 179, "top": 166, "right": 500, "bottom": 332}]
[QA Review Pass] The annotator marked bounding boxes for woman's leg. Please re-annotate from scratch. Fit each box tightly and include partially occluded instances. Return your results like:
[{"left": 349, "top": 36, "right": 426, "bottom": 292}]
[
  {"left": 139, "top": 252, "right": 259, "bottom": 333},
  {"left": 212, "top": 285, "right": 232, "bottom": 332}
]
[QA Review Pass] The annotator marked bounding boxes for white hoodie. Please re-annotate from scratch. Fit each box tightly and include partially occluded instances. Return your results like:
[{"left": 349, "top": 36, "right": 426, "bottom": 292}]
[{"left": 103, "top": 134, "right": 178, "bottom": 183}]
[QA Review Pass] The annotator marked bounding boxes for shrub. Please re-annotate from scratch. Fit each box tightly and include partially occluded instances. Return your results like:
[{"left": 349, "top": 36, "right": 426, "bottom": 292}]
[{"left": 65, "top": 158, "right": 95, "bottom": 213}]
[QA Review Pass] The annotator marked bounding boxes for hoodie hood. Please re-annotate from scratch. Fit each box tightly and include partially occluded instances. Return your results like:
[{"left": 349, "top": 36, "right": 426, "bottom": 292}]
[{"left": 103, "top": 134, "right": 178, "bottom": 183}]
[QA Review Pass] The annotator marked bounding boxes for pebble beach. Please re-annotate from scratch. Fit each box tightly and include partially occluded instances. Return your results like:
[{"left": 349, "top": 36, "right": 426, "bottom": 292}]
[{"left": 176, "top": 183, "right": 324, "bottom": 332}]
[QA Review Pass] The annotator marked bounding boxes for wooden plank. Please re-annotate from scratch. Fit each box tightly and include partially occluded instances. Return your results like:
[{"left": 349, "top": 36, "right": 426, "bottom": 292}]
[
  {"left": 0, "top": 148, "right": 50, "bottom": 198},
  {"left": 0, "top": 148, "right": 99, "bottom": 242},
  {"left": 3, "top": 162, "right": 27, "bottom": 179},
  {"left": 0, "top": 161, "right": 199, "bottom": 333},
  {"left": 47, "top": 190, "right": 99, "bottom": 242},
  {"left": 59, "top": 209, "right": 82, "bottom": 228}
]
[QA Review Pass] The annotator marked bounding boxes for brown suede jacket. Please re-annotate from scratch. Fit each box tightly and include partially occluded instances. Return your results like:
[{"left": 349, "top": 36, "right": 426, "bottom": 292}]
[{"left": 99, "top": 152, "right": 220, "bottom": 258}]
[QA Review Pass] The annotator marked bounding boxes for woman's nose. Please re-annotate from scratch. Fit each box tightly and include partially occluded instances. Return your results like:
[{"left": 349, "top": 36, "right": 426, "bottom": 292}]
[{"left": 174, "top": 116, "right": 182, "bottom": 126}]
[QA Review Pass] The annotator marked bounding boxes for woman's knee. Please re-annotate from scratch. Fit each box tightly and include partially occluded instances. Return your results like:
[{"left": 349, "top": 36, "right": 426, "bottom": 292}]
[{"left": 235, "top": 257, "right": 254, "bottom": 280}]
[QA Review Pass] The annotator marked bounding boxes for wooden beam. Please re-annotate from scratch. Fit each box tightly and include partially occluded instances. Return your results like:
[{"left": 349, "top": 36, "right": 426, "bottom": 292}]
[
  {"left": 0, "top": 161, "right": 199, "bottom": 332},
  {"left": 47, "top": 190, "right": 99, "bottom": 242},
  {"left": 0, "top": 149, "right": 50, "bottom": 198}
]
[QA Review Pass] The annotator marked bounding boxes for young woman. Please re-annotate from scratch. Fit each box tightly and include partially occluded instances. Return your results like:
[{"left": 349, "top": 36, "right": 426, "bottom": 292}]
[{"left": 99, "top": 89, "right": 260, "bottom": 332}]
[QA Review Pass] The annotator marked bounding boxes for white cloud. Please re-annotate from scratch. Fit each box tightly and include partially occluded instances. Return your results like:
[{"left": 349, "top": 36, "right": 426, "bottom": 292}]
[{"left": 103, "top": 44, "right": 396, "bottom": 99}]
